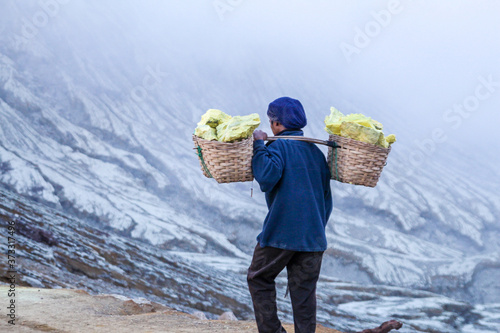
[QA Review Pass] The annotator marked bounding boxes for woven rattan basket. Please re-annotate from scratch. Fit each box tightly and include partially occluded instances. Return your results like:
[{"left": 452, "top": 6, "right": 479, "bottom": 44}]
[
  {"left": 327, "top": 134, "right": 391, "bottom": 187},
  {"left": 192, "top": 135, "right": 254, "bottom": 183}
]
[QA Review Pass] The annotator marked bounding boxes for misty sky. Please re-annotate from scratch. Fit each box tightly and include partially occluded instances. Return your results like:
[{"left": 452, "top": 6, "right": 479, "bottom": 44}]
[
  {"left": 76, "top": 1, "right": 499, "bottom": 143},
  {"left": 4, "top": 0, "right": 500, "bottom": 165},
  {"left": 191, "top": 0, "right": 500, "bottom": 145}
]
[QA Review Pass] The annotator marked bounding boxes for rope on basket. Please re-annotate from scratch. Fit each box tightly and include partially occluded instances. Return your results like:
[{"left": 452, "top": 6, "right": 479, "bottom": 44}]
[
  {"left": 331, "top": 145, "right": 339, "bottom": 181},
  {"left": 196, "top": 146, "right": 213, "bottom": 178}
]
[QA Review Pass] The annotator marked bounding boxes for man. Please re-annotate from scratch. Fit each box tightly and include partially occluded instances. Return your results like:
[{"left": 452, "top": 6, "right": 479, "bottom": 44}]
[{"left": 248, "top": 97, "right": 333, "bottom": 333}]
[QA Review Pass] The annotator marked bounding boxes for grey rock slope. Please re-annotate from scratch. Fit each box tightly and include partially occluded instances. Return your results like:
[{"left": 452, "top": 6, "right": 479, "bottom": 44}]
[{"left": 2, "top": 186, "right": 499, "bottom": 332}]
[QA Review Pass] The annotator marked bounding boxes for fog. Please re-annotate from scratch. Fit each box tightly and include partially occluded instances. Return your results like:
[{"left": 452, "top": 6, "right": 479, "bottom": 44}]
[{"left": 3, "top": 0, "right": 500, "bottom": 173}]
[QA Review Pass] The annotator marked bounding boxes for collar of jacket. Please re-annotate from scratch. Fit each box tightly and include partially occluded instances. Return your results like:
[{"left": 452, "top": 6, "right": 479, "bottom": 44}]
[
  {"left": 266, "top": 129, "right": 304, "bottom": 146},
  {"left": 276, "top": 129, "right": 304, "bottom": 137}
]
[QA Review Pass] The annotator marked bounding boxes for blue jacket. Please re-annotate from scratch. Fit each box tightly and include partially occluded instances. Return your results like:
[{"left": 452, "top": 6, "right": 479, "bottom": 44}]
[{"left": 252, "top": 130, "right": 333, "bottom": 252}]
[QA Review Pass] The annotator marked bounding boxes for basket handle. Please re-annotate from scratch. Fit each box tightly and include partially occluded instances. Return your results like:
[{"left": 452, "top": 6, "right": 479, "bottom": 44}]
[{"left": 266, "top": 136, "right": 341, "bottom": 148}]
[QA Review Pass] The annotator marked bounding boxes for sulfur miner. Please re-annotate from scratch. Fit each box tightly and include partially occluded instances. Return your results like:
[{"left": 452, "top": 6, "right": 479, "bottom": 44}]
[{"left": 249, "top": 97, "right": 332, "bottom": 333}]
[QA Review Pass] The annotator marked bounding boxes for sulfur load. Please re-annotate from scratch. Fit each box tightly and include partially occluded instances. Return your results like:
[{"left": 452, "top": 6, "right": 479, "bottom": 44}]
[
  {"left": 195, "top": 109, "right": 261, "bottom": 142},
  {"left": 324, "top": 107, "right": 396, "bottom": 148},
  {"left": 217, "top": 114, "right": 261, "bottom": 142},
  {"left": 194, "top": 124, "right": 218, "bottom": 141},
  {"left": 198, "top": 109, "right": 232, "bottom": 128},
  {"left": 340, "top": 122, "right": 382, "bottom": 145}
]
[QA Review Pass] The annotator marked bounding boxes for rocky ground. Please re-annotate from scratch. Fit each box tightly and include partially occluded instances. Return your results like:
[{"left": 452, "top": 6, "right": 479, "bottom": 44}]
[{"left": 0, "top": 286, "right": 342, "bottom": 333}]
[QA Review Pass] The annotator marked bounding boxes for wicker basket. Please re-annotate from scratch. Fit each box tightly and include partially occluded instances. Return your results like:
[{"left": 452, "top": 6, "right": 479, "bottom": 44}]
[
  {"left": 327, "top": 134, "right": 391, "bottom": 187},
  {"left": 192, "top": 135, "right": 254, "bottom": 183}
]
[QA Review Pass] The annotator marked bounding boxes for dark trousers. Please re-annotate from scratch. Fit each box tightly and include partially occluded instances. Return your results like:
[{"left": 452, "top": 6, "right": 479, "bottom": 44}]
[{"left": 247, "top": 243, "right": 324, "bottom": 333}]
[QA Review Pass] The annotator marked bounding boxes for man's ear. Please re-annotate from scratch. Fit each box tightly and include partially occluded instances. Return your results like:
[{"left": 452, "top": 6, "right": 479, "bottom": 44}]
[{"left": 275, "top": 121, "right": 281, "bottom": 127}]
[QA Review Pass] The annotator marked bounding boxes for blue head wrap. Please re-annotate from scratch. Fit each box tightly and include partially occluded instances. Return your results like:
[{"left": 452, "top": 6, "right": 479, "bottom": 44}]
[{"left": 267, "top": 97, "right": 307, "bottom": 129}]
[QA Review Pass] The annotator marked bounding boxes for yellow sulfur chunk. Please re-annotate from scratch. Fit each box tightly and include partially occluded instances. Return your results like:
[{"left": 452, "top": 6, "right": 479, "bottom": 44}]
[
  {"left": 324, "top": 108, "right": 383, "bottom": 133},
  {"left": 377, "top": 132, "right": 389, "bottom": 148},
  {"left": 386, "top": 134, "right": 396, "bottom": 145},
  {"left": 194, "top": 124, "right": 218, "bottom": 141},
  {"left": 324, "top": 107, "right": 344, "bottom": 135},
  {"left": 342, "top": 113, "right": 376, "bottom": 129},
  {"left": 340, "top": 122, "right": 382, "bottom": 145},
  {"left": 197, "top": 109, "right": 232, "bottom": 128},
  {"left": 371, "top": 119, "right": 383, "bottom": 130},
  {"left": 325, "top": 106, "right": 394, "bottom": 148},
  {"left": 217, "top": 113, "right": 261, "bottom": 142}
]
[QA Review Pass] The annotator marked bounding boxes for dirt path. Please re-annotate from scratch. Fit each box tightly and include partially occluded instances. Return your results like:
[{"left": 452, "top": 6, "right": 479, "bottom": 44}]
[{"left": 0, "top": 286, "right": 342, "bottom": 332}]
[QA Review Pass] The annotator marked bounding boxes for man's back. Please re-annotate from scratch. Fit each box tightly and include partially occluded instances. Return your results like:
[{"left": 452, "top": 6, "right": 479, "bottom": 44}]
[{"left": 252, "top": 129, "right": 333, "bottom": 252}]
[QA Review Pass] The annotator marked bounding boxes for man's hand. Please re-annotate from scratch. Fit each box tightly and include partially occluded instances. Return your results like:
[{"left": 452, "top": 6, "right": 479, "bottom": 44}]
[{"left": 253, "top": 130, "right": 268, "bottom": 141}]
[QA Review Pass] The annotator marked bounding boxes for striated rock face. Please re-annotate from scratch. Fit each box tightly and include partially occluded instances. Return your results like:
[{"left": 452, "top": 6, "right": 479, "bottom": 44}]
[{"left": 0, "top": 286, "right": 343, "bottom": 333}]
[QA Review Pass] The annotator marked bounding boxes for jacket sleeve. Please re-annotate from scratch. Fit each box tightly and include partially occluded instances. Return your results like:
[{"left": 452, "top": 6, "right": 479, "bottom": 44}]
[{"left": 252, "top": 140, "right": 285, "bottom": 192}]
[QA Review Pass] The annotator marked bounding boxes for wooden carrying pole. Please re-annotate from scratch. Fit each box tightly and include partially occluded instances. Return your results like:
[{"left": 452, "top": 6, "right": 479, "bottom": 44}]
[{"left": 266, "top": 136, "right": 341, "bottom": 148}]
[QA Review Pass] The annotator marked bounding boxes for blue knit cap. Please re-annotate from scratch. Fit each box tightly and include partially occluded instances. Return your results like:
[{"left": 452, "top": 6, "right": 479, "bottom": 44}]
[{"left": 267, "top": 97, "right": 307, "bottom": 129}]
